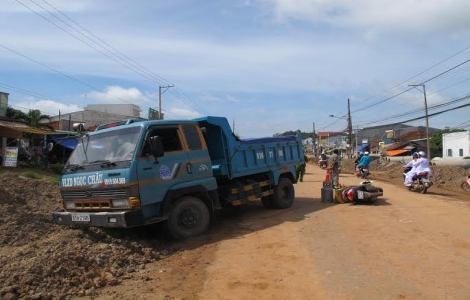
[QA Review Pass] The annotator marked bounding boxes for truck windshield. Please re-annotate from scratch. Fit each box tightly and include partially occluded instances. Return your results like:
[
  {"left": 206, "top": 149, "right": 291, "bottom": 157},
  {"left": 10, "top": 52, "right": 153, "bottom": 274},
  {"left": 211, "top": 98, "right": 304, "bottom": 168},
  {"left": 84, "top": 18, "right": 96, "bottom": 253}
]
[{"left": 67, "top": 127, "right": 142, "bottom": 166}]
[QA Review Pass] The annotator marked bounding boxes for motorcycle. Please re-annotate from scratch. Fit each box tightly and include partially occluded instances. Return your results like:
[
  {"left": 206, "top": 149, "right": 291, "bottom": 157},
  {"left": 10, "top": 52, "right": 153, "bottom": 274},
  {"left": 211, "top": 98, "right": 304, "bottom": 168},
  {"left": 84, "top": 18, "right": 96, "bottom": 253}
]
[
  {"left": 461, "top": 173, "right": 470, "bottom": 192},
  {"left": 318, "top": 159, "right": 327, "bottom": 169},
  {"left": 403, "top": 166, "right": 433, "bottom": 194},
  {"left": 355, "top": 165, "right": 369, "bottom": 179}
]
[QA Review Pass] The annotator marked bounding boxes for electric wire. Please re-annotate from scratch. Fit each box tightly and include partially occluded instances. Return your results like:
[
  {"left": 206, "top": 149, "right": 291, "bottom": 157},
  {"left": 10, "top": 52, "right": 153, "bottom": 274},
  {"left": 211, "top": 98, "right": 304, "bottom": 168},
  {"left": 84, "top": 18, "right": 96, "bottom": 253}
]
[{"left": 26, "top": 0, "right": 206, "bottom": 114}]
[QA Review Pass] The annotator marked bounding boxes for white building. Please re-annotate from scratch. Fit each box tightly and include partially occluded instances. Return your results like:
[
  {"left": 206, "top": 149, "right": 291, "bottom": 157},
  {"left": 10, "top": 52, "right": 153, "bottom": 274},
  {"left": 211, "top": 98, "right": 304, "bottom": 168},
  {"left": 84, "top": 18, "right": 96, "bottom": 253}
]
[
  {"left": 47, "top": 104, "right": 143, "bottom": 131},
  {"left": 442, "top": 131, "right": 470, "bottom": 157},
  {"left": 86, "top": 104, "right": 141, "bottom": 118}
]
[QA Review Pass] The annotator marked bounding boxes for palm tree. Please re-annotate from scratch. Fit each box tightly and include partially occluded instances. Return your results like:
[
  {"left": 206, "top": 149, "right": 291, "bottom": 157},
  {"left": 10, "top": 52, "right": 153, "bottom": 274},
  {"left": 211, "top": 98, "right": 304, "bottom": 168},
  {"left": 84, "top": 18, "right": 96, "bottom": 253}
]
[{"left": 24, "top": 109, "right": 50, "bottom": 128}]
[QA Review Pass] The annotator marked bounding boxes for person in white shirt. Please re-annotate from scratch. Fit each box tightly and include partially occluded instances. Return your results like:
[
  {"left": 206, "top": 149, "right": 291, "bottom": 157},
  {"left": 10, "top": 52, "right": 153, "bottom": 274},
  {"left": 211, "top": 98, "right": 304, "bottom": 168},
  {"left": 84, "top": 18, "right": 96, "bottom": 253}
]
[
  {"left": 416, "top": 151, "right": 432, "bottom": 176},
  {"left": 404, "top": 152, "right": 419, "bottom": 187},
  {"left": 404, "top": 151, "right": 432, "bottom": 187}
]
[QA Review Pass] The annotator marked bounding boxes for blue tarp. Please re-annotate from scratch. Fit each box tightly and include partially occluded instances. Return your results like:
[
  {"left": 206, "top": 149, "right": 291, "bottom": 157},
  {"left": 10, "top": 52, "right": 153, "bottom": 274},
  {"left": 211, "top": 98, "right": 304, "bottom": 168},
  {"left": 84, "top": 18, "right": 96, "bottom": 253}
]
[
  {"left": 51, "top": 135, "right": 78, "bottom": 149},
  {"left": 355, "top": 143, "right": 370, "bottom": 151}
]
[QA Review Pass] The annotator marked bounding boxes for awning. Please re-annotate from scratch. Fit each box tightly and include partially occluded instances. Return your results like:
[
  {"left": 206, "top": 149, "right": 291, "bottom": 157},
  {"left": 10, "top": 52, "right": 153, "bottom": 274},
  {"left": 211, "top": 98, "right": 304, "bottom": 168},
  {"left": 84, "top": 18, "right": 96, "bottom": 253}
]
[
  {"left": 51, "top": 135, "right": 78, "bottom": 149},
  {"left": 0, "top": 121, "right": 61, "bottom": 135},
  {"left": 386, "top": 149, "right": 410, "bottom": 156}
]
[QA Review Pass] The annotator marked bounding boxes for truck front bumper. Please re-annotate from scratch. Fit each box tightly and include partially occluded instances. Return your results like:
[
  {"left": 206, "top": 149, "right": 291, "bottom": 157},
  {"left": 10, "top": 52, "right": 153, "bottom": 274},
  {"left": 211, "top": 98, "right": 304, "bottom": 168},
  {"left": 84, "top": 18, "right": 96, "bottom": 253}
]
[{"left": 52, "top": 209, "right": 147, "bottom": 228}]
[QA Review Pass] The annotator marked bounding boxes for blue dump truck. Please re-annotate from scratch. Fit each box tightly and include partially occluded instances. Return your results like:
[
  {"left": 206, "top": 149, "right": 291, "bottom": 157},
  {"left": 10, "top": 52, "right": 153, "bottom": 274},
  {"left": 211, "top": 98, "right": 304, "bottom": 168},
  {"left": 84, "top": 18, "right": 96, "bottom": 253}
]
[{"left": 53, "top": 116, "right": 304, "bottom": 239}]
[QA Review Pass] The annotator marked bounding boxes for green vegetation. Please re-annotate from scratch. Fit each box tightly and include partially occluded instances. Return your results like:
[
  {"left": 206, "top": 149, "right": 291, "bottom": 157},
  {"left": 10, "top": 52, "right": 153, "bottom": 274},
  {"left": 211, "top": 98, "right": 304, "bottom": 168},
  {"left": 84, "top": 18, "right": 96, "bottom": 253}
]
[
  {"left": 49, "top": 163, "right": 65, "bottom": 175},
  {"left": 50, "top": 176, "right": 60, "bottom": 184},
  {"left": 21, "top": 172, "right": 44, "bottom": 180}
]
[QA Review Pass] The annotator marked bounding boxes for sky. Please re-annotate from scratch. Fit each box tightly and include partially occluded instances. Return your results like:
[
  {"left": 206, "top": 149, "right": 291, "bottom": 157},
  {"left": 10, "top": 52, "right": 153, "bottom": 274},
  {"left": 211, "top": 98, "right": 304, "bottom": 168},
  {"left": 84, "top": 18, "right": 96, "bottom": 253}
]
[{"left": 1, "top": 0, "right": 469, "bottom": 138}]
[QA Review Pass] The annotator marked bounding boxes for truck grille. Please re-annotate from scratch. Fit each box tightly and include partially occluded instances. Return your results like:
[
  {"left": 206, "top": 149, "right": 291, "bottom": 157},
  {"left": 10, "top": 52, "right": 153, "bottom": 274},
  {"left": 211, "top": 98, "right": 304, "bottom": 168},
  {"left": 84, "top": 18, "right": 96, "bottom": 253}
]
[{"left": 62, "top": 188, "right": 127, "bottom": 199}]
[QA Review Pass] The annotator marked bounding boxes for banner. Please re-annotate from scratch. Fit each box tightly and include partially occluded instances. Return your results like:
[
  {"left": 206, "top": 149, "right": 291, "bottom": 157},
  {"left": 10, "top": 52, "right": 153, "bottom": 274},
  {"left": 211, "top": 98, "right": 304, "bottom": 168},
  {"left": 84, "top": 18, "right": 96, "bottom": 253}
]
[{"left": 3, "top": 147, "right": 19, "bottom": 167}]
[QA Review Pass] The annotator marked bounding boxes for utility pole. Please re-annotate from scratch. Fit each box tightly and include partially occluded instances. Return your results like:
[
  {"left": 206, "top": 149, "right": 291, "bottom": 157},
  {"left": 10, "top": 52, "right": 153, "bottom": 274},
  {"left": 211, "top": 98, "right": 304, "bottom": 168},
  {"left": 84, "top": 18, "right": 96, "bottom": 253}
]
[
  {"left": 409, "top": 84, "right": 431, "bottom": 160},
  {"left": 347, "top": 98, "right": 353, "bottom": 158},
  {"left": 312, "top": 122, "right": 317, "bottom": 155},
  {"left": 159, "top": 85, "right": 174, "bottom": 120}
]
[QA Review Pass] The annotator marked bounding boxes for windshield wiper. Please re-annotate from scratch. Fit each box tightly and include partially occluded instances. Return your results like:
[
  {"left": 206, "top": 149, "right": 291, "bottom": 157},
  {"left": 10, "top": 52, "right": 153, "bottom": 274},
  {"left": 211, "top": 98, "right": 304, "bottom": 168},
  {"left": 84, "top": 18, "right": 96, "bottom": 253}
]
[
  {"left": 64, "top": 164, "right": 84, "bottom": 172},
  {"left": 88, "top": 160, "right": 116, "bottom": 167}
]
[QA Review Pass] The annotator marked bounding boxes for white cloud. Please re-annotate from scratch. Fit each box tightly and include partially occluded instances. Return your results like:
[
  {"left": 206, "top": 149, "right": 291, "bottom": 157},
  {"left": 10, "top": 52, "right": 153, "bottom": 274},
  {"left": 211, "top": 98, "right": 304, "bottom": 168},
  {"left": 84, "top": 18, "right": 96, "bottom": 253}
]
[
  {"left": 252, "top": 0, "right": 470, "bottom": 34},
  {"left": 12, "top": 99, "right": 81, "bottom": 116},
  {"left": 165, "top": 107, "right": 203, "bottom": 119},
  {"left": 85, "top": 86, "right": 152, "bottom": 105},
  {"left": 200, "top": 93, "right": 240, "bottom": 103}
]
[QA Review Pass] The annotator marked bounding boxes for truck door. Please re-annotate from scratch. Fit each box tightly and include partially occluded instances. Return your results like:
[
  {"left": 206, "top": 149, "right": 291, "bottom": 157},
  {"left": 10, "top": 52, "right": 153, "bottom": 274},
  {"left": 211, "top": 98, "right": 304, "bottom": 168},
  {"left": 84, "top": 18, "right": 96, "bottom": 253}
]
[
  {"left": 136, "top": 126, "right": 192, "bottom": 212},
  {"left": 182, "top": 125, "right": 212, "bottom": 181}
]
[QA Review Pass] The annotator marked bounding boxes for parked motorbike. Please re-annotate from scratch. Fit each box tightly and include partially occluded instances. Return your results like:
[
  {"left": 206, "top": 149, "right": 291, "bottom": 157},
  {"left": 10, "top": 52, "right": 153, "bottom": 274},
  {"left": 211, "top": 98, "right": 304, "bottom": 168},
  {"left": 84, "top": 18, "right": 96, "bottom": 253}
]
[
  {"left": 318, "top": 160, "right": 327, "bottom": 169},
  {"left": 461, "top": 173, "right": 470, "bottom": 192},
  {"left": 403, "top": 166, "right": 433, "bottom": 194},
  {"left": 355, "top": 165, "right": 369, "bottom": 179}
]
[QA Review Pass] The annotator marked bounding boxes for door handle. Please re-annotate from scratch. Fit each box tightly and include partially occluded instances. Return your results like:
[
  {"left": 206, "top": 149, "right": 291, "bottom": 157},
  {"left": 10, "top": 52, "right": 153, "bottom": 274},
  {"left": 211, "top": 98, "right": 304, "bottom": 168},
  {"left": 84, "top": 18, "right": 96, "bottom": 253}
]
[
  {"left": 186, "top": 163, "right": 192, "bottom": 174},
  {"left": 143, "top": 167, "right": 153, "bottom": 171}
]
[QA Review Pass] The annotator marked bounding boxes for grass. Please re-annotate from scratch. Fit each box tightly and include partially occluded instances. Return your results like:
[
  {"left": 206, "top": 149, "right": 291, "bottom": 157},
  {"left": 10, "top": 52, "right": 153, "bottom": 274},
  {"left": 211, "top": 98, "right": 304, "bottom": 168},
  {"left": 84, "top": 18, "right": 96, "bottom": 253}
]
[
  {"left": 50, "top": 177, "right": 60, "bottom": 184},
  {"left": 20, "top": 171, "right": 44, "bottom": 180}
]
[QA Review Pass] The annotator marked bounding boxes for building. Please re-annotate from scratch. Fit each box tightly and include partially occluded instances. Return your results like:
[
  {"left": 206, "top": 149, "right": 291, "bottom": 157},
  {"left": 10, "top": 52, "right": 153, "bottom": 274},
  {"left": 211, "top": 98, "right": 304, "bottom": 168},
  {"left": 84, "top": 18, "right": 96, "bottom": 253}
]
[
  {"left": 442, "top": 131, "right": 470, "bottom": 157},
  {"left": 317, "top": 131, "right": 345, "bottom": 148},
  {"left": 47, "top": 104, "right": 144, "bottom": 131}
]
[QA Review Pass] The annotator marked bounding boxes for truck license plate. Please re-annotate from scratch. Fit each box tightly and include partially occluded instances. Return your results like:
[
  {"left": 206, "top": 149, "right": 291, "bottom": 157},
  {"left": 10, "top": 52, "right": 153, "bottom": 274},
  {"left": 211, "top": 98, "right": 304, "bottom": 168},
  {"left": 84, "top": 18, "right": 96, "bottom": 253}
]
[{"left": 71, "top": 213, "right": 90, "bottom": 222}]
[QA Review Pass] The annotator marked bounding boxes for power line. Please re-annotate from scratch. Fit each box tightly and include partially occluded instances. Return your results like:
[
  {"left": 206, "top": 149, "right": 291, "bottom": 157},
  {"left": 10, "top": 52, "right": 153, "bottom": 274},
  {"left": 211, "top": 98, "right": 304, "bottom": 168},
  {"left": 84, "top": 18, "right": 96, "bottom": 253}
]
[
  {"left": 1, "top": 82, "right": 148, "bottom": 120},
  {"left": 0, "top": 43, "right": 134, "bottom": 105},
  {"left": 17, "top": 0, "right": 207, "bottom": 115}
]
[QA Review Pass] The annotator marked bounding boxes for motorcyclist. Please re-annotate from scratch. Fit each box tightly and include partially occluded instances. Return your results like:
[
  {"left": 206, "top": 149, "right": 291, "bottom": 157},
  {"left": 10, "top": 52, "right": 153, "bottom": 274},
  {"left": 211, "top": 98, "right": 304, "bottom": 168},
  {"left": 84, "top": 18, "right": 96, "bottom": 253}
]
[
  {"left": 320, "top": 151, "right": 327, "bottom": 161},
  {"left": 416, "top": 151, "right": 432, "bottom": 177},
  {"left": 403, "top": 152, "right": 419, "bottom": 188},
  {"left": 357, "top": 151, "right": 371, "bottom": 174},
  {"left": 354, "top": 152, "right": 364, "bottom": 168}
]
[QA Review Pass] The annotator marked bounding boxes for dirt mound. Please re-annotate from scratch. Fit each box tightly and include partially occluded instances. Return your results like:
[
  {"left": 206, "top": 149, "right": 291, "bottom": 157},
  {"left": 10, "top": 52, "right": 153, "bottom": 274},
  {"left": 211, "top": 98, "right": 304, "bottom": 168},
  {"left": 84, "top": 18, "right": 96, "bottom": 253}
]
[
  {"left": 0, "top": 171, "right": 167, "bottom": 300},
  {"left": 340, "top": 158, "right": 468, "bottom": 192}
]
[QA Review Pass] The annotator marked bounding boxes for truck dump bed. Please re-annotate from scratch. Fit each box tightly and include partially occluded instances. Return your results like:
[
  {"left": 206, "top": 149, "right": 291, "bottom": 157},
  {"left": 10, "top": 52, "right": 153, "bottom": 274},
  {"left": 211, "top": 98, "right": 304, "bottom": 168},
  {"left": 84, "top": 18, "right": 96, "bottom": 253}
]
[{"left": 194, "top": 116, "right": 304, "bottom": 179}]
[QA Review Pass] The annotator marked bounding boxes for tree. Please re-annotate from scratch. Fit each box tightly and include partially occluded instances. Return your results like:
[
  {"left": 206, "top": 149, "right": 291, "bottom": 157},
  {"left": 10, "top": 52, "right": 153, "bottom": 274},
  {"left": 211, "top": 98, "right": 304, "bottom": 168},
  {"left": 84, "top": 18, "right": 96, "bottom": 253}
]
[
  {"left": 23, "top": 109, "right": 50, "bottom": 128},
  {"left": 6, "top": 106, "right": 26, "bottom": 120},
  {"left": 274, "top": 131, "right": 312, "bottom": 139},
  {"left": 430, "top": 127, "right": 466, "bottom": 157}
]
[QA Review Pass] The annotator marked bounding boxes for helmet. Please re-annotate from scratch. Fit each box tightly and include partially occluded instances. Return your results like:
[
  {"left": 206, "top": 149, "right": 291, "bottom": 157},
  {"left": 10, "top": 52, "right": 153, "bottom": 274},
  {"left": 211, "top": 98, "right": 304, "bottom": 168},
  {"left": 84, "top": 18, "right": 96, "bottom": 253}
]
[
  {"left": 412, "top": 152, "right": 419, "bottom": 158},
  {"left": 359, "top": 151, "right": 364, "bottom": 156},
  {"left": 364, "top": 151, "right": 369, "bottom": 155},
  {"left": 418, "top": 151, "right": 426, "bottom": 157},
  {"left": 321, "top": 151, "right": 325, "bottom": 154}
]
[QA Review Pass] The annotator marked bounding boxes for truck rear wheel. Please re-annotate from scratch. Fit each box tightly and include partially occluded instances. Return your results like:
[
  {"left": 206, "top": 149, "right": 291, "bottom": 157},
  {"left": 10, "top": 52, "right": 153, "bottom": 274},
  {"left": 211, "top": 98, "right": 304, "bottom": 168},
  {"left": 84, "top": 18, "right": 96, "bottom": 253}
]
[
  {"left": 272, "top": 178, "right": 295, "bottom": 209},
  {"left": 168, "top": 196, "right": 210, "bottom": 240}
]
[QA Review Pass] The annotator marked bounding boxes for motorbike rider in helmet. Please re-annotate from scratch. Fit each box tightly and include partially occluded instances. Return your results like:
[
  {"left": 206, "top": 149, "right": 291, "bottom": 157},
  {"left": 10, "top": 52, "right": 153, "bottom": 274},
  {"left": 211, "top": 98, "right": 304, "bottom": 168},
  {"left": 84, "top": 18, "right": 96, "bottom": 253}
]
[
  {"left": 357, "top": 151, "right": 371, "bottom": 174},
  {"left": 320, "top": 151, "right": 327, "bottom": 161},
  {"left": 354, "top": 151, "right": 364, "bottom": 169},
  {"left": 404, "top": 152, "right": 419, "bottom": 188},
  {"left": 417, "top": 151, "right": 432, "bottom": 176}
]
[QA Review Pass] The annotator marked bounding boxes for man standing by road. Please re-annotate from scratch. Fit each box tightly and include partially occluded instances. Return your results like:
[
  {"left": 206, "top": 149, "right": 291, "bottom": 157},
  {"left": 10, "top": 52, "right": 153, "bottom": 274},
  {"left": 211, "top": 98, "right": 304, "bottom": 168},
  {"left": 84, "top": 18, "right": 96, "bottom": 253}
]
[
  {"left": 328, "top": 149, "right": 340, "bottom": 187},
  {"left": 296, "top": 155, "right": 308, "bottom": 182}
]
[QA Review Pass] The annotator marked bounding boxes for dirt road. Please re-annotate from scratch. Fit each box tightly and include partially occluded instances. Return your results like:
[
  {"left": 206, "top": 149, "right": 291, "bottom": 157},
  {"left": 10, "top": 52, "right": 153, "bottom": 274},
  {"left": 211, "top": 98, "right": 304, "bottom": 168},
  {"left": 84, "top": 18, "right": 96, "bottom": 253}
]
[{"left": 96, "top": 163, "right": 470, "bottom": 300}]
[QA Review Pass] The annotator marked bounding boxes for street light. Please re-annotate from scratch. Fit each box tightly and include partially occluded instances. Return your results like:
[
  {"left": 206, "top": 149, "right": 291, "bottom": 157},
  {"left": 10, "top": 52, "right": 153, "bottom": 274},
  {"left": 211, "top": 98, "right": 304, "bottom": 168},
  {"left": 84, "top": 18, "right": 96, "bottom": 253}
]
[{"left": 409, "top": 84, "right": 431, "bottom": 161}]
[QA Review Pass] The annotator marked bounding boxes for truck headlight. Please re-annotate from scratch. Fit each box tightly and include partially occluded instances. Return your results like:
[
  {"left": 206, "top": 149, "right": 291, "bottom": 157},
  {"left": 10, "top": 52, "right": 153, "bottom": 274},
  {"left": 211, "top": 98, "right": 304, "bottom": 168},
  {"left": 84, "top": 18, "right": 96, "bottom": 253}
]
[
  {"left": 112, "top": 199, "right": 129, "bottom": 208},
  {"left": 64, "top": 200, "right": 75, "bottom": 209}
]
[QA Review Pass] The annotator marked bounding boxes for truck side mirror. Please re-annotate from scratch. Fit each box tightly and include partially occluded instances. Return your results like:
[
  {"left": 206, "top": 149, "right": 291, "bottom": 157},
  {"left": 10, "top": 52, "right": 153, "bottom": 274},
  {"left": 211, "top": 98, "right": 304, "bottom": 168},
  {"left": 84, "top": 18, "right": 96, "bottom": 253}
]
[{"left": 150, "top": 136, "right": 164, "bottom": 158}]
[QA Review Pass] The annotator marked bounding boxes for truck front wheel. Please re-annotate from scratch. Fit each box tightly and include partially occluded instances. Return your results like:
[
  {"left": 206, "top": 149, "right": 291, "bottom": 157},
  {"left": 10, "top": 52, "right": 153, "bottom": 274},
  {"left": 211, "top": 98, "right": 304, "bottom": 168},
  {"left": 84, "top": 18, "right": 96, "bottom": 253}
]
[
  {"left": 272, "top": 178, "right": 295, "bottom": 209},
  {"left": 168, "top": 196, "right": 210, "bottom": 240}
]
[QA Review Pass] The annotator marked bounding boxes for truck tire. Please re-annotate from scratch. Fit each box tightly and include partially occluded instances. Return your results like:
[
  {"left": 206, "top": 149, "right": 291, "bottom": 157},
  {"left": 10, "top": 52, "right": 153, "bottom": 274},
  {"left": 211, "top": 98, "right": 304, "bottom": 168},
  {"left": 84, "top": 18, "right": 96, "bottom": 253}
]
[
  {"left": 168, "top": 196, "right": 210, "bottom": 240},
  {"left": 271, "top": 178, "right": 295, "bottom": 209},
  {"left": 261, "top": 196, "right": 274, "bottom": 208}
]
